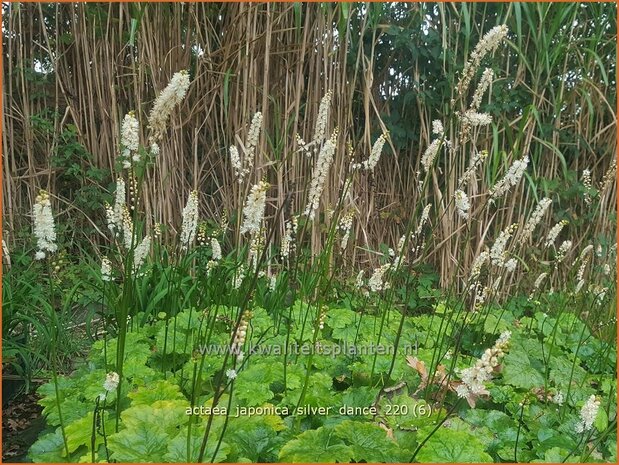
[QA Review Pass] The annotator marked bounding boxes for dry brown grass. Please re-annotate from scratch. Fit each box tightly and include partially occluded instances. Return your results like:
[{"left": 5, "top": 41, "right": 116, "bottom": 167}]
[{"left": 2, "top": 2, "right": 616, "bottom": 286}]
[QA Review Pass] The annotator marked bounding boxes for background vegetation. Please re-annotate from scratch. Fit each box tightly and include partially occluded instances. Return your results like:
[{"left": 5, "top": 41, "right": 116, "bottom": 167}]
[
  {"left": 1, "top": 2, "right": 617, "bottom": 463},
  {"left": 3, "top": 2, "right": 616, "bottom": 284}
]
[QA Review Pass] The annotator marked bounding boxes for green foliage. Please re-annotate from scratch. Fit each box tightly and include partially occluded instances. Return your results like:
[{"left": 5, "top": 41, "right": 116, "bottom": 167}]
[
  {"left": 502, "top": 348, "right": 545, "bottom": 389},
  {"left": 10, "top": 5, "right": 617, "bottom": 463},
  {"left": 107, "top": 400, "right": 189, "bottom": 462},
  {"left": 278, "top": 427, "right": 353, "bottom": 463},
  {"left": 29, "top": 429, "right": 72, "bottom": 463},
  {"left": 333, "top": 420, "right": 407, "bottom": 462},
  {"left": 415, "top": 428, "right": 493, "bottom": 463},
  {"left": 27, "top": 297, "right": 617, "bottom": 463}
]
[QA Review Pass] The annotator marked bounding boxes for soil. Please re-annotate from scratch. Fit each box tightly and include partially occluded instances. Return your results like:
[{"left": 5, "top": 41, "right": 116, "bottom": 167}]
[{"left": 2, "top": 388, "right": 45, "bottom": 463}]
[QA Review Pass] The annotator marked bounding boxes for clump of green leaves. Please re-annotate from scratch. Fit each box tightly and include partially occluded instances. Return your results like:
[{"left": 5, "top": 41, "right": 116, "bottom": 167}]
[{"left": 29, "top": 298, "right": 616, "bottom": 463}]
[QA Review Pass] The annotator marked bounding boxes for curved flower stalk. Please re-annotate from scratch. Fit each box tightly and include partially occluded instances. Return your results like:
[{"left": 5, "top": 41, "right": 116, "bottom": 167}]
[
  {"left": 519, "top": 197, "right": 552, "bottom": 245},
  {"left": 148, "top": 70, "right": 191, "bottom": 143},
  {"left": 313, "top": 91, "right": 332, "bottom": 144},
  {"left": 368, "top": 263, "right": 392, "bottom": 293},
  {"left": 231, "top": 310, "right": 252, "bottom": 355},
  {"left": 33, "top": 190, "right": 57, "bottom": 260},
  {"left": 575, "top": 250, "right": 591, "bottom": 290},
  {"left": 545, "top": 220, "right": 568, "bottom": 247},
  {"left": 414, "top": 204, "right": 432, "bottom": 237},
  {"left": 297, "top": 91, "right": 333, "bottom": 157},
  {"left": 280, "top": 217, "right": 297, "bottom": 259},
  {"left": 432, "top": 120, "right": 444, "bottom": 136},
  {"left": 504, "top": 258, "right": 517, "bottom": 273},
  {"left": 582, "top": 168, "right": 593, "bottom": 205},
  {"left": 107, "top": 178, "right": 126, "bottom": 235},
  {"left": 576, "top": 244, "right": 594, "bottom": 264},
  {"left": 245, "top": 112, "right": 263, "bottom": 161},
  {"left": 211, "top": 237, "right": 222, "bottom": 261},
  {"left": 230, "top": 112, "right": 263, "bottom": 183},
  {"left": 470, "top": 68, "right": 494, "bottom": 111},
  {"left": 230, "top": 146, "right": 243, "bottom": 182},
  {"left": 454, "top": 190, "right": 471, "bottom": 219},
  {"left": 575, "top": 395, "right": 600, "bottom": 433},
  {"left": 121, "top": 207, "right": 134, "bottom": 250},
  {"left": 454, "top": 330, "right": 511, "bottom": 407},
  {"left": 599, "top": 159, "right": 616, "bottom": 194},
  {"left": 354, "top": 270, "right": 368, "bottom": 296},
  {"left": 248, "top": 229, "right": 266, "bottom": 272},
  {"left": 490, "top": 224, "right": 517, "bottom": 267},
  {"left": 338, "top": 211, "right": 355, "bottom": 250},
  {"left": 421, "top": 138, "right": 442, "bottom": 174},
  {"left": 179, "top": 190, "right": 199, "bottom": 251},
  {"left": 241, "top": 181, "right": 269, "bottom": 235},
  {"left": 489, "top": 155, "right": 529, "bottom": 201},
  {"left": 474, "top": 276, "right": 502, "bottom": 307},
  {"left": 32, "top": 190, "right": 68, "bottom": 454},
  {"left": 469, "top": 250, "right": 489, "bottom": 289},
  {"left": 529, "top": 272, "right": 548, "bottom": 300},
  {"left": 555, "top": 239, "right": 573, "bottom": 264},
  {"left": 458, "top": 149, "right": 488, "bottom": 188},
  {"left": 101, "top": 256, "right": 112, "bottom": 282},
  {"left": 132, "top": 235, "right": 151, "bottom": 276},
  {"left": 460, "top": 110, "right": 492, "bottom": 127},
  {"left": 2, "top": 237, "right": 10, "bottom": 267},
  {"left": 356, "top": 132, "right": 388, "bottom": 172},
  {"left": 304, "top": 129, "right": 338, "bottom": 220},
  {"left": 588, "top": 284, "right": 608, "bottom": 305},
  {"left": 233, "top": 264, "right": 246, "bottom": 289},
  {"left": 456, "top": 25, "right": 509, "bottom": 98},
  {"left": 391, "top": 235, "right": 407, "bottom": 268},
  {"left": 120, "top": 111, "right": 139, "bottom": 169}
]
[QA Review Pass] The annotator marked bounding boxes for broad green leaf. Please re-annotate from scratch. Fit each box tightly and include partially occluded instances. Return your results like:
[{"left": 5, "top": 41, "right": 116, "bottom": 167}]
[
  {"left": 536, "top": 426, "right": 577, "bottom": 452},
  {"left": 108, "top": 396, "right": 187, "bottom": 461},
  {"left": 341, "top": 386, "right": 377, "bottom": 418},
  {"left": 334, "top": 420, "right": 405, "bottom": 462},
  {"left": 122, "top": 400, "right": 188, "bottom": 433},
  {"left": 155, "top": 324, "right": 193, "bottom": 355},
  {"left": 281, "top": 372, "right": 336, "bottom": 410},
  {"left": 326, "top": 307, "right": 357, "bottom": 330},
  {"left": 548, "top": 355, "right": 588, "bottom": 387},
  {"left": 164, "top": 426, "right": 229, "bottom": 463},
  {"left": 331, "top": 324, "right": 360, "bottom": 342},
  {"left": 237, "top": 361, "right": 283, "bottom": 385},
  {"left": 465, "top": 409, "right": 519, "bottom": 452},
  {"left": 65, "top": 413, "right": 97, "bottom": 453},
  {"left": 40, "top": 397, "right": 91, "bottom": 427},
  {"left": 415, "top": 428, "right": 493, "bottom": 463},
  {"left": 128, "top": 379, "right": 185, "bottom": 405},
  {"left": 606, "top": 438, "right": 617, "bottom": 462},
  {"left": 227, "top": 416, "right": 285, "bottom": 462},
  {"left": 235, "top": 380, "right": 274, "bottom": 406},
  {"left": 248, "top": 306, "right": 274, "bottom": 333},
  {"left": 483, "top": 313, "right": 513, "bottom": 334},
  {"left": 502, "top": 349, "right": 544, "bottom": 389},
  {"left": 442, "top": 417, "right": 494, "bottom": 449},
  {"left": 90, "top": 332, "right": 151, "bottom": 369},
  {"left": 279, "top": 426, "right": 353, "bottom": 463},
  {"left": 107, "top": 420, "right": 168, "bottom": 462},
  {"left": 531, "top": 446, "right": 579, "bottom": 463},
  {"left": 29, "top": 429, "right": 67, "bottom": 463},
  {"left": 595, "top": 407, "right": 609, "bottom": 432},
  {"left": 124, "top": 356, "right": 161, "bottom": 385}
]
